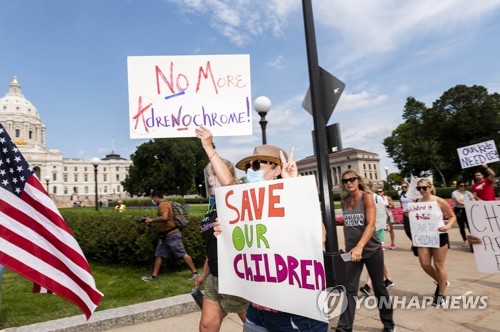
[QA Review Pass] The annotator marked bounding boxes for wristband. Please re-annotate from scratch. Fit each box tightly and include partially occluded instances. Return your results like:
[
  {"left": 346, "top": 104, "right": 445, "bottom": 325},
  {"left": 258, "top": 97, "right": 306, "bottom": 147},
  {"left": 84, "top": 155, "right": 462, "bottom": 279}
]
[{"left": 209, "top": 151, "right": 217, "bottom": 159}]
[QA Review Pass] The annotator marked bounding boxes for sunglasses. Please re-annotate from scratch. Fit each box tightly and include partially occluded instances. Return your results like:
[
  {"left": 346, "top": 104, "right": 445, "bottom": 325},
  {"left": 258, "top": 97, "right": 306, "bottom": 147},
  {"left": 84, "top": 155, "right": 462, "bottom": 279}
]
[
  {"left": 342, "top": 177, "right": 358, "bottom": 184},
  {"left": 250, "top": 160, "right": 273, "bottom": 171},
  {"left": 459, "top": 184, "right": 465, "bottom": 187},
  {"left": 416, "top": 186, "right": 429, "bottom": 191},
  {"left": 401, "top": 186, "right": 408, "bottom": 189}
]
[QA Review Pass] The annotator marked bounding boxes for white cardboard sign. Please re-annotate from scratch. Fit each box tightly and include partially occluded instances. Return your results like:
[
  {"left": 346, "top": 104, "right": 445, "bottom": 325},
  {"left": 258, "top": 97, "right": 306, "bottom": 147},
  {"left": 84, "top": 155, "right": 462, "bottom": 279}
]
[
  {"left": 127, "top": 54, "right": 252, "bottom": 138},
  {"left": 457, "top": 140, "right": 499, "bottom": 169},
  {"left": 408, "top": 201, "right": 441, "bottom": 248},
  {"left": 215, "top": 176, "right": 327, "bottom": 322},
  {"left": 465, "top": 200, "right": 500, "bottom": 273}
]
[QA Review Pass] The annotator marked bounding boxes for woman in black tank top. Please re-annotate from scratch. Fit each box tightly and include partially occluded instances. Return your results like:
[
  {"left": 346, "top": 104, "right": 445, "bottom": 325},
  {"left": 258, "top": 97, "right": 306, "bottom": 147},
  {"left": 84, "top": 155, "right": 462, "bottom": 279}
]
[{"left": 335, "top": 170, "right": 395, "bottom": 332}]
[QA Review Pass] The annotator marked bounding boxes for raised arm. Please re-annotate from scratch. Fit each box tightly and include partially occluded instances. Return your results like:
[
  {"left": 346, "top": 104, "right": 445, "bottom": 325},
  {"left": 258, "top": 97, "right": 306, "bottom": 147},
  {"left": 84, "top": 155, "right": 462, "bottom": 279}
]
[{"left": 195, "top": 126, "right": 235, "bottom": 186}]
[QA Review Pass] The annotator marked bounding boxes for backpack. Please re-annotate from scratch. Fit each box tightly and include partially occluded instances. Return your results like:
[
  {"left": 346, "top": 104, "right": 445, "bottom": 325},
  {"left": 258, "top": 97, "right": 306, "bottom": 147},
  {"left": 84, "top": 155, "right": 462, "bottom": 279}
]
[{"left": 169, "top": 201, "right": 190, "bottom": 230}]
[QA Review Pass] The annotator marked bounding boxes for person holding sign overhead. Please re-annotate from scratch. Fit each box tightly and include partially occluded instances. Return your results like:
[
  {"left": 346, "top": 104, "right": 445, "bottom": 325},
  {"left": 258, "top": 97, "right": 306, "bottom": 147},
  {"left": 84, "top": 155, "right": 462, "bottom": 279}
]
[
  {"left": 336, "top": 170, "right": 395, "bottom": 332},
  {"left": 471, "top": 163, "right": 496, "bottom": 201},
  {"left": 412, "top": 178, "right": 456, "bottom": 307},
  {"left": 194, "top": 126, "right": 249, "bottom": 331}
]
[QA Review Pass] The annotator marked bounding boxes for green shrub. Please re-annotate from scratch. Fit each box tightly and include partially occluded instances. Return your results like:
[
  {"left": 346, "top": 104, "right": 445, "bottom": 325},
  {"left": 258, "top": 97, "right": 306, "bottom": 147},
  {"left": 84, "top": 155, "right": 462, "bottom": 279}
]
[{"left": 62, "top": 207, "right": 206, "bottom": 270}]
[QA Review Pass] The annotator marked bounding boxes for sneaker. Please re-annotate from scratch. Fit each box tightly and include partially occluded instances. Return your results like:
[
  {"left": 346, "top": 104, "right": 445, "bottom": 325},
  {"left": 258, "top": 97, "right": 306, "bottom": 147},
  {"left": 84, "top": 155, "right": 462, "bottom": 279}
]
[
  {"left": 383, "top": 328, "right": 396, "bottom": 332},
  {"left": 384, "top": 279, "right": 395, "bottom": 288},
  {"left": 188, "top": 272, "right": 199, "bottom": 280},
  {"left": 433, "top": 281, "right": 450, "bottom": 296},
  {"left": 359, "top": 284, "right": 371, "bottom": 295},
  {"left": 389, "top": 244, "right": 396, "bottom": 250},
  {"left": 433, "top": 295, "right": 446, "bottom": 308},
  {"left": 141, "top": 275, "right": 156, "bottom": 282}
]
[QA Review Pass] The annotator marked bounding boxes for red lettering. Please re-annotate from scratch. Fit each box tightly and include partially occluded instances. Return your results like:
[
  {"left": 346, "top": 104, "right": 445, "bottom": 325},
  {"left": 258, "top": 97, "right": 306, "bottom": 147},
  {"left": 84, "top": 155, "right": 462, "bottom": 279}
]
[
  {"left": 196, "top": 61, "right": 218, "bottom": 94},
  {"left": 268, "top": 183, "right": 285, "bottom": 217},
  {"left": 132, "top": 96, "right": 152, "bottom": 132},
  {"left": 225, "top": 190, "right": 240, "bottom": 224},
  {"left": 250, "top": 187, "right": 265, "bottom": 220},
  {"left": 156, "top": 63, "right": 176, "bottom": 94},
  {"left": 240, "top": 190, "right": 253, "bottom": 221}
]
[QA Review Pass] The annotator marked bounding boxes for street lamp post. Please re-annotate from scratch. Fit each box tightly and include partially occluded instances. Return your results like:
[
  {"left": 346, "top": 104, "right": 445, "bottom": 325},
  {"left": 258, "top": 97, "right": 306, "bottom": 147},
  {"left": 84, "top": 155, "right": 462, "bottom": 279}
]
[
  {"left": 198, "top": 184, "right": 202, "bottom": 197},
  {"left": 384, "top": 167, "right": 390, "bottom": 190},
  {"left": 44, "top": 175, "right": 50, "bottom": 194},
  {"left": 254, "top": 96, "right": 271, "bottom": 144},
  {"left": 91, "top": 157, "right": 101, "bottom": 211}
]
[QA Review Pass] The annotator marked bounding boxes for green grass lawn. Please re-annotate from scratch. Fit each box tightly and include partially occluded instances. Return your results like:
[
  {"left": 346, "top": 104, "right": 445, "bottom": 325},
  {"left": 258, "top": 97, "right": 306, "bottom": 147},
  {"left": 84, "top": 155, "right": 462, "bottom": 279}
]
[{"left": 0, "top": 262, "right": 198, "bottom": 328}]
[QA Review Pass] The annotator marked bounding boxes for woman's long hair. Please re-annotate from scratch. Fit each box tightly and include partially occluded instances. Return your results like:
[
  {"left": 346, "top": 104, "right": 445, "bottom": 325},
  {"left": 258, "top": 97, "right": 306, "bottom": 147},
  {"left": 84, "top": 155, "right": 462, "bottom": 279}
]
[{"left": 340, "top": 169, "right": 373, "bottom": 199}]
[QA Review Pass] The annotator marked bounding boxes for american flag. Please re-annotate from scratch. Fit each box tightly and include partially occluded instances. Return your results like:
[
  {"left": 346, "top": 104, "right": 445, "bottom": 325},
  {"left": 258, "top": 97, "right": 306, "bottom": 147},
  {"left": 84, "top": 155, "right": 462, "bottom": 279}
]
[{"left": 0, "top": 123, "right": 103, "bottom": 319}]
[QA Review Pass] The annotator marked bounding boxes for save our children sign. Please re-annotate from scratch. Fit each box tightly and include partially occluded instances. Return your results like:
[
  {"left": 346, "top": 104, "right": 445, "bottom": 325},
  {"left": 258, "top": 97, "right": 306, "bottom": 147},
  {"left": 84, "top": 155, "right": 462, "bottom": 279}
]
[
  {"left": 215, "top": 176, "right": 327, "bottom": 321},
  {"left": 127, "top": 54, "right": 252, "bottom": 138}
]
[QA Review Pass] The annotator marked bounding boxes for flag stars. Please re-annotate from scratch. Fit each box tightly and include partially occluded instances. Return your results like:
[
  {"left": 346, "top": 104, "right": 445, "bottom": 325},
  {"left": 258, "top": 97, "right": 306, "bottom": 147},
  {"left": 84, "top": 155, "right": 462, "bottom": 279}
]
[
  {"left": 15, "top": 187, "right": 21, "bottom": 194},
  {"left": 0, "top": 137, "right": 6, "bottom": 144},
  {"left": 1, "top": 179, "right": 8, "bottom": 186},
  {"left": 16, "top": 165, "right": 23, "bottom": 172},
  {"left": 9, "top": 168, "right": 14, "bottom": 174},
  {"left": 2, "top": 148, "right": 7, "bottom": 154},
  {"left": 0, "top": 169, "right": 6, "bottom": 176},
  {"left": 14, "top": 156, "right": 21, "bottom": 163},
  {"left": 12, "top": 146, "right": 19, "bottom": 153},
  {"left": 12, "top": 177, "right": 18, "bottom": 184}
]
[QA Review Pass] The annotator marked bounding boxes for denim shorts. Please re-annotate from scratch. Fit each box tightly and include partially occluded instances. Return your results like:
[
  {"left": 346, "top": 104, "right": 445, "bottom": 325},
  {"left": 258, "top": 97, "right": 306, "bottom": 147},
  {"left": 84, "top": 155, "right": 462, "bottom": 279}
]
[
  {"left": 155, "top": 232, "right": 186, "bottom": 259},
  {"left": 244, "top": 303, "right": 328, "bottom": 332}
]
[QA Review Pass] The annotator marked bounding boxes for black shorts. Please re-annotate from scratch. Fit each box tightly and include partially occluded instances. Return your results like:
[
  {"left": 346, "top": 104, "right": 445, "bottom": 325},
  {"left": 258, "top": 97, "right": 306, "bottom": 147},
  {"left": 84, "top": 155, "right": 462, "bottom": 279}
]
[{"left": 439, "top": 233, "right": 450, "bottom": 248}]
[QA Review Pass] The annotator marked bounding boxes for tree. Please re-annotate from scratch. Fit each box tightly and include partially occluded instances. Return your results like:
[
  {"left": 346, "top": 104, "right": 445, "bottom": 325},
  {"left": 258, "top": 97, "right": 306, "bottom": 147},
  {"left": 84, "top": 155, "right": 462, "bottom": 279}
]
[
  {"left": 384, "top": 85, "right": 500, "bottom": 186},
  {"left": 122, "top": 138, "right": 209, "bottom": 197}
]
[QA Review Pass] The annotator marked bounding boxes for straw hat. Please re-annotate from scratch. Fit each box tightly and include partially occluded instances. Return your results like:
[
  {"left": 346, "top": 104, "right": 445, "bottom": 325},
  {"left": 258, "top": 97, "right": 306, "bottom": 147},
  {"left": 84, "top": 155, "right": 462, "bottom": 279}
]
[{"left": 235, "top": 144, "right": 287, "bottom": 171}]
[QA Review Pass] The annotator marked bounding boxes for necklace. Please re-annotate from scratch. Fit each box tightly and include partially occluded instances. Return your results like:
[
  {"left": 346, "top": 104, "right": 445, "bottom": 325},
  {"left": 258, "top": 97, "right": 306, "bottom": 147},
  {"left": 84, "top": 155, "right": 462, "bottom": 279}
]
[{"left": 349, "top": 193, "right": 359, "bottom": 209}]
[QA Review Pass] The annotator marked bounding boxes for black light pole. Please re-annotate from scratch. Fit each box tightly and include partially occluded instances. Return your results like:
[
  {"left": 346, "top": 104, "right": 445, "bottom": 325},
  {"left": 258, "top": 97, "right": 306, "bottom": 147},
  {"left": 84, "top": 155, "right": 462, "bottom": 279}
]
[
  {"left": 91, "top": 157, "right": 101, "bottom": 211},
  {"left": 302, "top": 0, "right": 341, "bottom": 287},
  {"left": 254, "top": 96, "right": 271, "bottom": 144},
  {"left": 44, "top": 175, "right": 50, "bottom": 193}
]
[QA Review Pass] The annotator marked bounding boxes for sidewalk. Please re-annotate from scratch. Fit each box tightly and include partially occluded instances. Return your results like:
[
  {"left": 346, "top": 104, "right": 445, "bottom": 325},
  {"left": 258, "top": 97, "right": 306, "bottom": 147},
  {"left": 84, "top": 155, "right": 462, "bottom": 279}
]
[{"left": 4, "top": 227, "right": 499, "bottom": 332}]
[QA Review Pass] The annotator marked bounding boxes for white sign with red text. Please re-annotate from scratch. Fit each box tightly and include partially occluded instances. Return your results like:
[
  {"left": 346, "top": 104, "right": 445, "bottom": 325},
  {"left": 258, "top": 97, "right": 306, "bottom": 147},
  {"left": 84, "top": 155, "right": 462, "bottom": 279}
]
[
  {"left": 215, "top": 176, "right": 326, "bottom": 321},
  {"left": 128, "top": 54, "right": 252, "bottom": 138}
]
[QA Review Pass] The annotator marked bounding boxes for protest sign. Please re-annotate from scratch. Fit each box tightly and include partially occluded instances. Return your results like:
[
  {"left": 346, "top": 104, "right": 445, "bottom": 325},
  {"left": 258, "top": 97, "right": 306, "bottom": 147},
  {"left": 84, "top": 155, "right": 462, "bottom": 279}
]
[
  {"left": 127, "top": 54, "right": 252, "bottom": 139},
  {"left": 465, "top": 201, "right": 500, "bottom": 273},
  {"left": 457, "top": 140, "right": 499, "bottom": 169},
  {"left": 215, "top": 176, "right": 326, "bottom": 321},
  {"left": 408, "top": 201, "right": 441, "bottom": 248}
]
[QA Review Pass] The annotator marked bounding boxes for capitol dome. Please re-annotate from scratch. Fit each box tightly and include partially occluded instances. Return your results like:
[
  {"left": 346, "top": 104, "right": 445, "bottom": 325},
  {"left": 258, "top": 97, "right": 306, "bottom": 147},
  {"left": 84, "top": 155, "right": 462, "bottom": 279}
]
[{"left": 0, "top": 76, "right": 46, "bottom": 148}]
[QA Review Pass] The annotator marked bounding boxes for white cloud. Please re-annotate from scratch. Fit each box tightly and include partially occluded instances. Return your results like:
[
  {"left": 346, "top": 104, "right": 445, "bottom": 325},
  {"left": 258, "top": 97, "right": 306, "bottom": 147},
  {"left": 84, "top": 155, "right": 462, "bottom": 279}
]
[
  {"left": 336, "top": 91, "right": 388, "bottom": 113},
  {"left": 267, "top": 55, "right": 286, "bottom": 69},
  {"left": 313, "top": 0, "right": 500, "bottom": 66},
  {"left": 166, "top": 0, "right": 300, "bottom": 46}
]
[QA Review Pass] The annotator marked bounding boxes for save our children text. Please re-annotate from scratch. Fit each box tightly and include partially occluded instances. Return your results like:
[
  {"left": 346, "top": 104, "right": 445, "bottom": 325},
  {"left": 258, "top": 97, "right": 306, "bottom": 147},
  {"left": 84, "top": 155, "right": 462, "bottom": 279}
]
[{"left": 223, "top": 182, "right": 326, "bottom": 291}]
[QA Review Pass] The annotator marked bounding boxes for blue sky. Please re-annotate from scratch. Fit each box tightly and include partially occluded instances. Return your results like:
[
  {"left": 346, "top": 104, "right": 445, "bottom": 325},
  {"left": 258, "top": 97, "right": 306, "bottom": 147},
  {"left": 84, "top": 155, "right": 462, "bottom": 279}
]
[{"left": 1, "top": 0, "right": 500, "bottom": 178}]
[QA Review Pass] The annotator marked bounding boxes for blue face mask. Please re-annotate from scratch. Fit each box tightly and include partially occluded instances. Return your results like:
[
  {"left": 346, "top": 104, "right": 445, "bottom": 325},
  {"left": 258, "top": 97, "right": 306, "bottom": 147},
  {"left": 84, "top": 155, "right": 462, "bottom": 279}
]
[{"left": 246, "top": 169, "right": 265, "bottom": 183}]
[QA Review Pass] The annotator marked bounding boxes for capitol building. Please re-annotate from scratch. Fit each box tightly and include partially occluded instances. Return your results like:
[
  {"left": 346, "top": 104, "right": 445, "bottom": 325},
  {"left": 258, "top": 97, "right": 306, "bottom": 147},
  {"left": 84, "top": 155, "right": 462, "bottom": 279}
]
[{"left": 0, "top": 77, "right": 132, "bottom": 207}]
